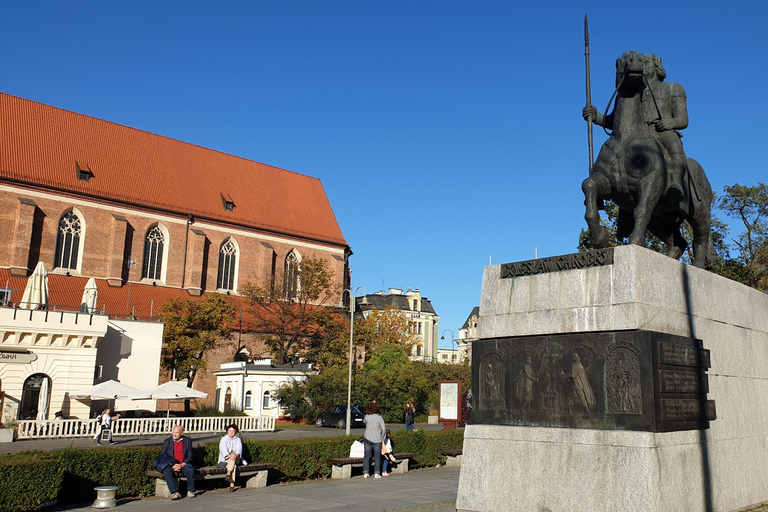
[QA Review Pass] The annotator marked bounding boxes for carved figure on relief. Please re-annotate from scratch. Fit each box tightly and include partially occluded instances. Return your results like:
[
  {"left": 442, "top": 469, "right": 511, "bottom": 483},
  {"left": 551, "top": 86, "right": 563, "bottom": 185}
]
[
  {"left": 606, "top": 348, "right": 643, "bottom": 414},
  {"left": 480, "top": 355, "right": 506, "bottom": 410},
  {"left": 537, "top": 353, "right": 563, "bottom": 418},
  {"left": 569, "top": 353, "right": 596, "bottom": 412},
  {"left": 515, "top": 356, "right": 538, "bottom": 412}
]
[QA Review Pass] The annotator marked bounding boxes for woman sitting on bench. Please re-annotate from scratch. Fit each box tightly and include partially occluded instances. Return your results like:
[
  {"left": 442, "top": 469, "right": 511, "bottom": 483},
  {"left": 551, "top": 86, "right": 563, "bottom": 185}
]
[{"left": 217, "top": 423, "right": 247, "bottom": 492}]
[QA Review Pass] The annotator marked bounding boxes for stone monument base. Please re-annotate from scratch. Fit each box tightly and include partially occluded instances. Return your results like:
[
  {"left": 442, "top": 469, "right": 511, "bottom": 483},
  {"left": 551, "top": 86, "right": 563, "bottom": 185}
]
[{"left": 457, "top": 246, "right": 768, "bottom": 512}]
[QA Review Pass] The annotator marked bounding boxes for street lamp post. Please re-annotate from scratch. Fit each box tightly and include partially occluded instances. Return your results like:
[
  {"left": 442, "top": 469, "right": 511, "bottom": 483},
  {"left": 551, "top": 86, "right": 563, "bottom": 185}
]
[
  {"left": 441, "top": 329, "right": 455, "bottom": 363},
  {"left": 343, "top": 286, "right": 367, "bottom": 436}
]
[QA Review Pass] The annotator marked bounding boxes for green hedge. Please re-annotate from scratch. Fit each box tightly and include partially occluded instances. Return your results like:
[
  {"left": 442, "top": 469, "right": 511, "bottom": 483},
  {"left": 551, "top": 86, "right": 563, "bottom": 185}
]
[
  {"left": 0, "top": 454, "right": 63, "bottom": 512},
  {"left": 53, "top": 446, "right": 159, "bottom": 504},
  {"left": 0, "top": 429, "right": 464, "bottom": 506}
]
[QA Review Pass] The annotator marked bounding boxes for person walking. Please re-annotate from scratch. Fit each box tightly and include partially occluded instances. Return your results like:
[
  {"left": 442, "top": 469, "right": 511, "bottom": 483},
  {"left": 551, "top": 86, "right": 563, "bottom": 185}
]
[
  {"left": 93, "top": 407, "right": 111, "bottom": 445},
  {"left": 159, "top": 425, "right": 196, "bottom": 499},
  {"left": 404, "top": 401, "right": 417, "bottom": 432},
  {"left": 362, "top": 401, "right": 386, "bottom": 479}
]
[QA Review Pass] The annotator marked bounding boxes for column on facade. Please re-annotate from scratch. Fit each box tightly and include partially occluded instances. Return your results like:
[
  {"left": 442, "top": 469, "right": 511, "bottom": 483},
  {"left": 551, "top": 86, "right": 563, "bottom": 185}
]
[
  {"left": 105, "top": 214, "right": 128, "bottom": 287},
  {"left": 184, "top": 228, "right": 207, "bottom": 296},
  {"left": 9, "top": 197, "right": 37, "bottom": 277}
]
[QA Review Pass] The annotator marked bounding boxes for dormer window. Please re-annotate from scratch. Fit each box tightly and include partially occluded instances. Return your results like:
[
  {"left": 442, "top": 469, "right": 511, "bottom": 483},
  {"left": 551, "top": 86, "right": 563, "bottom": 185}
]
[
  {"left": 220, "top": 193, "right": 235, "bottom": 212},
  {"left": 75, "top": 161, "right": 94, "bottom": 182}
]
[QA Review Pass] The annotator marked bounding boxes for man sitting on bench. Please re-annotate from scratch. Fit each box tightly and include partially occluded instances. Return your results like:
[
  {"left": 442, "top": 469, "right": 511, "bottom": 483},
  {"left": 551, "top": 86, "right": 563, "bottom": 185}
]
[{"left": 160, "top": 425, "right": 196, "bottom": 499}]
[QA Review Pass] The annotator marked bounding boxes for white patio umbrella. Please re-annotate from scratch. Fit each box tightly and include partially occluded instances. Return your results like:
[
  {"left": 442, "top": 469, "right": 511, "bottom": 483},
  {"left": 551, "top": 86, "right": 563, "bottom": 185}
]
[
  {"left": 80, "top": 278, "right": 98, "bottom": 313},
  {"left": 36, "top": 377, "right": 49, "bottom": 421},
  {"left": 146, "top": 381, "right": 208, "bottom": 417},
  {"left": 70, "top": 380, "right": 151, "bottom": 401},
  {"left": 20, "top": 262, "right": 49, "bottom": 310}
]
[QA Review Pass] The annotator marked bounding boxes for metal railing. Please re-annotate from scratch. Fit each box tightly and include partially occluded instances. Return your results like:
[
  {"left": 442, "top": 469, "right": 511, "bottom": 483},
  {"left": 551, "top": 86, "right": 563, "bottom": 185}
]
[{"left": 15, "top": 416, "right": 275, "bottom": 440}]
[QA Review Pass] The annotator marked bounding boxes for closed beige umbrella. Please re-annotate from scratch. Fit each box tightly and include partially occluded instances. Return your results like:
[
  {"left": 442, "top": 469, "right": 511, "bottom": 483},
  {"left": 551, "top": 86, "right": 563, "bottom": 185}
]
[
  {"left": 20, "top": 262, "right": 49, "bottom": 310},
  {"left": 80, "top": 278, "right": 98, "bottom": 313},
  {"left": 36, "top": 377, "right": 49, "bottom": 421}
]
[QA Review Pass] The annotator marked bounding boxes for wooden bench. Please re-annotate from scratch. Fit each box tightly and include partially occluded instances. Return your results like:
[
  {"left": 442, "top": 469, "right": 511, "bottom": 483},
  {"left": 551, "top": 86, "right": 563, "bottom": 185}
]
[
  {"left": 441, "top": 448, "right": 463, "bottom": 467},
  {"left": 325, "top": 453, "right": 415, "bottom": 479},
  {"left": 146, "top": 463, "right": 276, "bottom": 497}
]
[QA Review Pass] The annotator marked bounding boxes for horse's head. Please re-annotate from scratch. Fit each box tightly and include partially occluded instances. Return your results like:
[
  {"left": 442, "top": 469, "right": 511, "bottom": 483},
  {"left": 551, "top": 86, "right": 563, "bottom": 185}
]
[{"left": 615, "top": 52, "right": 666, "bottom": 91}]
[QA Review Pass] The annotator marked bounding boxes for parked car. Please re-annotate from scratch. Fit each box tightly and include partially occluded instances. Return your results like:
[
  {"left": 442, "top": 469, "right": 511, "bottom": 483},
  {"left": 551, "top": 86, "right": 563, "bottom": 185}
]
[{"left": 315, "top": 405, "right": 365, "bottom": 429}]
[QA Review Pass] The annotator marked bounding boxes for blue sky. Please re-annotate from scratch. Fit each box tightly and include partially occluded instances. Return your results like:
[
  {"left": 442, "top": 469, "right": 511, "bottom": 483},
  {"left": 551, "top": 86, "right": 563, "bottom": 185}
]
[{"left": 2, "top": 2, "right": 766, "bottom": 346}]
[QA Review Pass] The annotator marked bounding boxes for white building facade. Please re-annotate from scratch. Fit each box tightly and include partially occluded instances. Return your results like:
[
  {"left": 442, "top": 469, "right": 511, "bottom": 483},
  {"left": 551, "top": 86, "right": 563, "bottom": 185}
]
[
  {"left": 214, "top": 360, "right": 317, "bottom": 419},
  {"left": 0, "top": 305, "right": 164, "bottom": 422}
]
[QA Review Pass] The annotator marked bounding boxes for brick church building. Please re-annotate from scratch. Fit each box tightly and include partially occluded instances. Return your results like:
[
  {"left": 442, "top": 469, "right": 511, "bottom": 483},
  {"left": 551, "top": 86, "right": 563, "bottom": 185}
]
[{"left": 0, "top": 92, "right": 350, "bottom": 409}]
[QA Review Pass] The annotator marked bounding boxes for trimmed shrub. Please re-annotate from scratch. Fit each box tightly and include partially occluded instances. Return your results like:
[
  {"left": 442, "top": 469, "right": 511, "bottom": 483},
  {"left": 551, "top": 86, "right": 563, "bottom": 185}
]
[
  {"left": 243, "top": 435, "right": 356, "bottom": 480},
  {"left": 0, "top": 454, "right": 63, "bottom": 512},
  {"left": 53, "top": 446, "right": 158, "bottom": 504}
]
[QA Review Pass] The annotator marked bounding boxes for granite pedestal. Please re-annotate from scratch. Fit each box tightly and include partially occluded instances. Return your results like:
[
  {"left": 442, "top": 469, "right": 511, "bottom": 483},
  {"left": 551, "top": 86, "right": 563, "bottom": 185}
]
[{"left": 457, "top": 245, "right": 768, "bottom": 512}]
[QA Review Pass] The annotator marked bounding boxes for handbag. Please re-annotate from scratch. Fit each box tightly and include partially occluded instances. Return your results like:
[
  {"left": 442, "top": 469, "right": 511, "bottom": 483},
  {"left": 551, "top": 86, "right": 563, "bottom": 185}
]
[{"left": 153, "top": 453, "right": 179, "bottom": 472}]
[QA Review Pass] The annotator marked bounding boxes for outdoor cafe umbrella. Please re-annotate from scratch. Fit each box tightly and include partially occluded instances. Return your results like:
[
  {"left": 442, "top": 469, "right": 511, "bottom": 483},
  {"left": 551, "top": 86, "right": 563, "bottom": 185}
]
[
  {"left": 70, "top": 380, "right": 151, "bottom": 401},
  {"left": 146, "top": 381, "right": 208, "bottom": 417},
  {"left": 20, "top": 261, "right": 49, "bottom": 310},
  {"left": 80, "top": 277, "right": 98, "bottom": 313}
]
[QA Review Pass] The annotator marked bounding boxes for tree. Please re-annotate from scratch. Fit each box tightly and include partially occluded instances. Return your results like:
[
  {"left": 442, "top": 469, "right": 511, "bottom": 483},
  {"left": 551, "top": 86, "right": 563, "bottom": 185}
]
[
  {"left": 716, "top": 182, "right": 768, "bottom": 290},
  {"left": 241, "top": 257, "right": 339, "bottom": 364},
  {"left": 302, "top": 307, "right": 349, "bottom": 370},
  {"left": 160, "top": 294, "right": 235, "bottom": 409},
  {"left": 353, "top": 305, "right": 416, "bottom": 356}
]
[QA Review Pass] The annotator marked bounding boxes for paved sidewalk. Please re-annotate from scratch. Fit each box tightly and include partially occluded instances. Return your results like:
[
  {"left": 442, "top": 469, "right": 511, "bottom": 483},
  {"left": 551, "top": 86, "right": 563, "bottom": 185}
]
[{"left": 50, "top": 466, "right": 460, "bottom": 512}]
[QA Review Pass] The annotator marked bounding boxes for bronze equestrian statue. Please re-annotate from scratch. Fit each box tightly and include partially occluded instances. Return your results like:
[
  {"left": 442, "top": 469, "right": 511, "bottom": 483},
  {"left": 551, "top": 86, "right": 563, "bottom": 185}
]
[{"left": 581, "top": 51, "right": 715, "bottom": 268}]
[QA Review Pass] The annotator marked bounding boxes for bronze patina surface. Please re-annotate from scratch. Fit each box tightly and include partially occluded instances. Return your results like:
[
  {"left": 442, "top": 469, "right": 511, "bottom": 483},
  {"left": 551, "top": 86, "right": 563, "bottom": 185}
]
[{"left": 472, "top": 330, "right": 715, "bottom": 432}]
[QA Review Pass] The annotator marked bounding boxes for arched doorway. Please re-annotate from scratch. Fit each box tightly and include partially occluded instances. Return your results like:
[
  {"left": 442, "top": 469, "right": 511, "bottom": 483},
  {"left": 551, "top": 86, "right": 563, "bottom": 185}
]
[
  {"left": 18, "top": 374, "right": 51, "bottom": 420},
  {"left": 224, "top": 387, "right": 232, "bottom": 410}
]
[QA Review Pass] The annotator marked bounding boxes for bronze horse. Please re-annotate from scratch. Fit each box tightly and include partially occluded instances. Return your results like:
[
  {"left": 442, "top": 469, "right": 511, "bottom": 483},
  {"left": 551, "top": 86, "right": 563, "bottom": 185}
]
[{"left": 582, "top": 51, "right": 714, "bottom": 268}]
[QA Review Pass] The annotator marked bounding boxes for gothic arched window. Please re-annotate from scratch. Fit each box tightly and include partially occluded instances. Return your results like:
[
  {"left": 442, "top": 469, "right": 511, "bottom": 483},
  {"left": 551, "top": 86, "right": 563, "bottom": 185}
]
[
  {"left": 141, "top": 225, "right": 165, "bottom": 281},
  {"left": 217, "top": 238, "right": 238, "bottom": 291},
  {"left": 284, "top": 250, "right": 301, "bottom": 300},
  {"left": 54, "top": 211, "right": 82, "bottom": 270}
]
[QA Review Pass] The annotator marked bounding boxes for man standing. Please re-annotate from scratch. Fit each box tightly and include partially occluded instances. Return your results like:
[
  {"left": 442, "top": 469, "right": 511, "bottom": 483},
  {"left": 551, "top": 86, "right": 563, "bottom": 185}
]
[{"left": 160, "top": 425, "right": 196, "bottom": 499}]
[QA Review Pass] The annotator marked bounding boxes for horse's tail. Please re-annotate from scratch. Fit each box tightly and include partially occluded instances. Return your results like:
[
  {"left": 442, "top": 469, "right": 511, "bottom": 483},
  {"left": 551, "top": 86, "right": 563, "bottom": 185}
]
[
  {"left": 687, "top": 158, "right": 718, "bottom": 269},
  {"left": 687, "top": 158, "right": 712, "bottom": 203}
]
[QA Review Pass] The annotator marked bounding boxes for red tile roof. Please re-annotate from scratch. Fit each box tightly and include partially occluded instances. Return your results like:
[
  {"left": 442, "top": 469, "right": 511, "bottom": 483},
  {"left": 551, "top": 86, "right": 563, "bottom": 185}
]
[
  {"left": 0, "top": 92, "right": 348, "bottom": 247},
  {"left": 0, "top": 268, "right": 250, "bottom": 321}
]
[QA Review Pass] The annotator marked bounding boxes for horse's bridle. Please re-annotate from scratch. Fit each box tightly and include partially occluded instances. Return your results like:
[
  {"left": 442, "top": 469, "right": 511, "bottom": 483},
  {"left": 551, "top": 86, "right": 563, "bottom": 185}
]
[{"left": 600, "top": 69, "right": 663, "bottom": 138}]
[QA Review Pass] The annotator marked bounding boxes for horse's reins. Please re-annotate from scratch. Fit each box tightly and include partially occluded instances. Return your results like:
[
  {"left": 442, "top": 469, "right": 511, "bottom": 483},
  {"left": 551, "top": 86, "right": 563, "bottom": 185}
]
[{"left": 599, "top": 71, "right": 661, "bottom": 137}]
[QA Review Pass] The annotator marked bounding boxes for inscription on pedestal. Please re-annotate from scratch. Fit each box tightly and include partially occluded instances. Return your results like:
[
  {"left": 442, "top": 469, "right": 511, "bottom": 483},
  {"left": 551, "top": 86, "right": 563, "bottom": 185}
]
[
  {"left": 661, "top": 399, "right": 717, "bottom": 422},
  {"left": 660, "top": 370, "right": 708, "bottom": 394},
  {"left": 500, "top": 248, "right": 613, "bottom": 278},
  {"left": 471, "top": 330, "right": 716, "bottom": 432},
  {"left": 659, "top": 342, "right": 711, "bottom": 368}
]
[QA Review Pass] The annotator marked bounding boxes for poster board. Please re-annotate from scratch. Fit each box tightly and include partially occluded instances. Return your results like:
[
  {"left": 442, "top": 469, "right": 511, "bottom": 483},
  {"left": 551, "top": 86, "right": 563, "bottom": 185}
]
[{"left": 438, "top": 380, "right": 462, "bottom": 423}]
